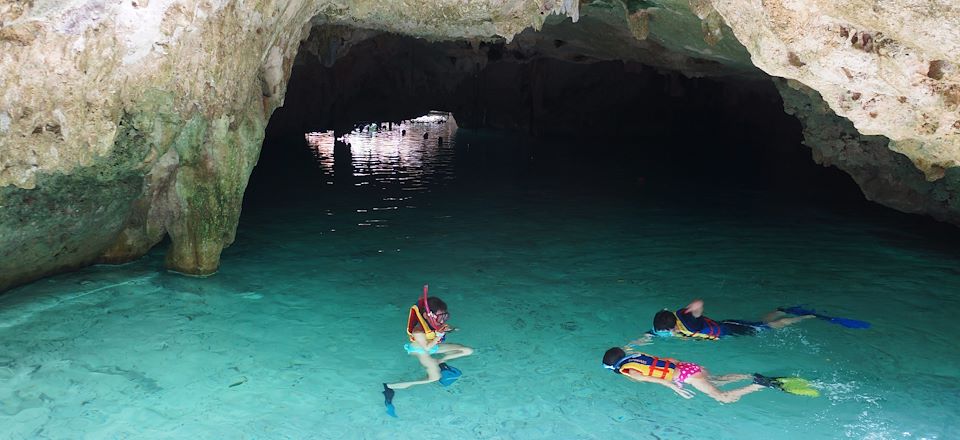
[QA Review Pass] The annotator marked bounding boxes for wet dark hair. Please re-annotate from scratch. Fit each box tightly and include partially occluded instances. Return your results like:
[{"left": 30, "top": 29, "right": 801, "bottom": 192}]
[
  {"left": 603, "top": 347, "right": 626, "bottom": 368},
  {"left": 424, "top": 296, "right": 447, "bottom": 313},
  {"left": 653, "top": 310, "right": 677, "bottom": 331}
]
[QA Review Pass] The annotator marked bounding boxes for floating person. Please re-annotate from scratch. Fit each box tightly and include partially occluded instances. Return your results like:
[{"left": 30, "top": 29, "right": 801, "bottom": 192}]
[
  {"left": 383, "top": 286, "right": 474, "bottom": 417},
  {"left": 423, "top": 132, "right": 429, "bottom": 140},
  {"left": 602, "top": 346, "right": 818, "bottom": 402},
  {"left": 401, "top": 129, "right": 406, "bottom": 136},
  {"left": 438, "top": 136, "right": 443, "bottom": 145},
  {"left": 645, "top": 298, "right": 815, "bottom": 342}
]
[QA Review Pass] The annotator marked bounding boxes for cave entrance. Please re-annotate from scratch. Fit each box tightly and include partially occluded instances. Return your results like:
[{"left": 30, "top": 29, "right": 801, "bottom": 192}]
[{"left": 245, "top": 24, "right": 865, "bottom": 218}]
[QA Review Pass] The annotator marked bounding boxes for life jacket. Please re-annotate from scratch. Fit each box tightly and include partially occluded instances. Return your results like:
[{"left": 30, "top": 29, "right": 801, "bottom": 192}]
[
  {"left": 673, "top": 310, "right": 721, "bottom": 340},
  {"left": 406, "top": 304, "right": 440, "bottom": 343},
  {"left": 613, "top": 353, "right": 677, "bottom": 381}
]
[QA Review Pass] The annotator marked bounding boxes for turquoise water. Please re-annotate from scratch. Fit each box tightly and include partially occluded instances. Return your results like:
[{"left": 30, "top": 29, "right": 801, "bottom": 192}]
[{"left": 2, "top": 119, "right": 959, "bottom": 439}]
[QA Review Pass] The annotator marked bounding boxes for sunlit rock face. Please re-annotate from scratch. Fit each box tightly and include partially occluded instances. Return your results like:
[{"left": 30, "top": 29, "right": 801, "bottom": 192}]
[
  {"left": 777, "top": 80, "right": 960, "bottom": 224},
  {"left": 710, "top": 0, "right": 960, "bottom": 181},
  {"left": 0, "top": 0, "right": 957, "bottom": 291}
]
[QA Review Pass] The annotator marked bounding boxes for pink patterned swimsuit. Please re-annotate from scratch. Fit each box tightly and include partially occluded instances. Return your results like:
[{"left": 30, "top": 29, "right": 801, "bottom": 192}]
[{"left": 673, "top": 362, "right": 703, "bottom": 387}]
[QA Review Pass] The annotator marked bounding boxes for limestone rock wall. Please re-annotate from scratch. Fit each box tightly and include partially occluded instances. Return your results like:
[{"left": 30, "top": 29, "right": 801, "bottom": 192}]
[
  {"left": 0, "top": 0, "right": 580, "bottom": 291},
  {"left": 0, "top": 0, "right": 313, "bottom": 290},
  {"left": 776, "top": 79, "right": 960, "bottom": 223},
  {"left": 709, "top": 0, "right": 960, "bottom": 180}
]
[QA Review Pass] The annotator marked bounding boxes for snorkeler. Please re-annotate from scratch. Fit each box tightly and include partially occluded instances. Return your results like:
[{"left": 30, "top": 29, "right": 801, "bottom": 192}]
[
  {"left": 601, "top": 346, "right": 818, "bottom": 402},
  {"left": 383, "top": 286, "right": 473, "bottom": 416},
  {"left": 646, "top": 298, "right": 815, "bottom": 341}
]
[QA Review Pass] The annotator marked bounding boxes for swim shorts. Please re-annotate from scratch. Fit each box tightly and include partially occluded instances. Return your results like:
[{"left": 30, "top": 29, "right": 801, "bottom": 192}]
[
  {"left": 404, "top": 343, "right": 439, "bottom": 355},
  {"left": 674, "top": 362, "right": 703, "bottom": 386}
]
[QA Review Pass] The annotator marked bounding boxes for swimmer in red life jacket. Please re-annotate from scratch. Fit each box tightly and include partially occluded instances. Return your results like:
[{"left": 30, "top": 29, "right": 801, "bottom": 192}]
[
  {"left": 642, "top": 298, "right": 815, "bottom": 342},
  {"left": 386, "top": 287, "right": 474, "bottom": 390}
]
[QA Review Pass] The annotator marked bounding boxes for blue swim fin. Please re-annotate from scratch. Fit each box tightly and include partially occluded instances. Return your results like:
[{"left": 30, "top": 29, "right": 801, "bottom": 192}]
[
  {"left": 382, "top": 383, "right": 397, "bottom": 417},
  {"left": 778, "top": 306, "right": 871, "bottom": 329},
  {"left": 438, "top": 363, "right": 462, "bottom": 387}
]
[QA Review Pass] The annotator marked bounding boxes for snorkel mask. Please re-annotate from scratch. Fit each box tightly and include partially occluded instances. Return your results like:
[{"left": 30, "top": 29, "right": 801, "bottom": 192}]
[
  {"left": 421, "top": 285, "right": 448, "bottom": 329},
  {"left": 602, "top": 356, "right": 627, "bottom": 374},
  {"left": 652, "top": 329, "right": 674, "bottom": 338}
]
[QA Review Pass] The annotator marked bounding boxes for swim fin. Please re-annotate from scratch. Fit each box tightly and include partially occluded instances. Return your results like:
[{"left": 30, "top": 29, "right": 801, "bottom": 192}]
[
  {"left": 778, "top": 306, "right": 871, "bottom": 329},
  {"left": 438, "top": 363, "right": 462, "bottom": 387},
  {"left": 382, "top": 383, "right": 398, "bottom": 417},
  {"left": 753, "top": 374, "right": 819, "bottom": 397}
]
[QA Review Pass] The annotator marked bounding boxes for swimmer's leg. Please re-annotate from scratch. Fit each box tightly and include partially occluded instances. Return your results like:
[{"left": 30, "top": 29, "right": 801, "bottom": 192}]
[
  {"left": 436, "top": 343, "right": 474, "bottom": 363},
  {"left": 708, "top": 373, "right": 753, "bottom": 385},
  {"left": 687, "top": 370, "right": 764, "bottom": 403},
  {"left": 386, "top": 352, "right": 441, "bottom": 390},
  {"left": 761, "top": 310, "right": 786, "bottom": 322},
  {"left": 766, "top": 314, "right": 816, "bottom": 329}
]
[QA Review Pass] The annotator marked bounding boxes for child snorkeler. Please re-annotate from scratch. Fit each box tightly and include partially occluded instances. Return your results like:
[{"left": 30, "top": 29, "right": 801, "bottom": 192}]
[
  {"left": 645, "top": 298, "right": 815, "bottom": 341},
  {"left": 386, "top": 287, "right": 474, "bottom": 390},
  {"left": 603, "top": 346, "right": 780, "bottom": 403}
]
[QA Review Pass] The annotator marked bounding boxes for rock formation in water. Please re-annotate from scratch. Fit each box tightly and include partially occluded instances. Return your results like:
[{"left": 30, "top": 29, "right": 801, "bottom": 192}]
[{"left": 0, "top": 0, "right": 957, "bottom": 291}]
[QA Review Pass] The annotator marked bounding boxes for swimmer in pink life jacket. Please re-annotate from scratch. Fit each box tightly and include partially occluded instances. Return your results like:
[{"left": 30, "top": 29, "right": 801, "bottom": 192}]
[
  {"left": 602, "top": 346, "right": 765, "bottom": 403},
  {"left": 386, "top": 287, "right": 474, "bottom": 390},
  {"left": 639, "top": 298, "right": 815, "bottom": 343}
]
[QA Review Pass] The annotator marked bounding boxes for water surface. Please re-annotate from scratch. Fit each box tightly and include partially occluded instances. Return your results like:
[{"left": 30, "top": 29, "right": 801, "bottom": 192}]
[{"left": 2, "top": 118, "right": 958, "bottom": 439}]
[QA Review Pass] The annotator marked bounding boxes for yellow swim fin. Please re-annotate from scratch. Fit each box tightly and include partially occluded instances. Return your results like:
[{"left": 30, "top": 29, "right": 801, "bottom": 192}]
[
  {"left": 753, "top": 374, "right": 820, "bottom": 397},
  {"left": 777, "top": 377, "right": 820, "bottom": 397}
]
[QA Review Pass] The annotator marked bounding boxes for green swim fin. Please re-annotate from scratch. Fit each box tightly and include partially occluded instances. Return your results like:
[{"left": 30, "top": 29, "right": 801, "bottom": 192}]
[
  {"left": 777, "top": 377, "right": 820, "bottom": 397},
  {"left": 753, "top": 374, "right": 819, "bottom": 397}
]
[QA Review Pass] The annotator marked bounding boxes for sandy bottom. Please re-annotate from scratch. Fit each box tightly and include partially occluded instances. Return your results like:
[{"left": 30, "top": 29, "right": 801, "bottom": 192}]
[{"left": 2, "top": 123, "right": 958, "bottom": 439}]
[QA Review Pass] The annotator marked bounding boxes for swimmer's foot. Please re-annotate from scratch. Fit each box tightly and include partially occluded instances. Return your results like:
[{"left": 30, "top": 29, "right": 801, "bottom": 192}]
[
  {"left": 752, "top": 374, "right": 783, "bottom": 390},
  {"left": 382, "top": 383, "right": 397, "bottom": 417},
  {"left": 438, "top": 363, "right": 462, "bottom": 387}
]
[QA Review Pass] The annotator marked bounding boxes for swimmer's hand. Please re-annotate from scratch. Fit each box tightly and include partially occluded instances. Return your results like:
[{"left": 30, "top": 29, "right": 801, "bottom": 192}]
[
  {"left": 672, "top": 385, "right": 694, "bottom": 399},
  {"left": 626, "top": 335, "right": 654, "bottom": 350}
]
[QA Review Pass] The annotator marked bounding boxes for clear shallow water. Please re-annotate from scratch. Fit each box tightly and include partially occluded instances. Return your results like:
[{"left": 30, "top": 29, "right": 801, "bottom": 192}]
[{"left": 2, "top": 119, "right": 959, "bottom": 439}]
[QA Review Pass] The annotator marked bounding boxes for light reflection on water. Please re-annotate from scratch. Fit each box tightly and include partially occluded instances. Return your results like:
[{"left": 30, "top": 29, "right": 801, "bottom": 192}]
[{"left": 304, "top": 114, "right": 459, "bottom": 228}]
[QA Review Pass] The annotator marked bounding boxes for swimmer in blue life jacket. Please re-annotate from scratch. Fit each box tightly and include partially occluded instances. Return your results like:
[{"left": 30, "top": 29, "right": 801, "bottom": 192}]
[
  {"left": 386, "top": 288, "right": 474, "bottom": 390},
  {"left": 641, "top": 298, "right": 815, "bottom": 343}
]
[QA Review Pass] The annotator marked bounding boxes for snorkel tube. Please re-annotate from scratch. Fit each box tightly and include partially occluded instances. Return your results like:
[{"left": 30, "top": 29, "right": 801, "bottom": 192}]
[{"left": 421, "top": 284, "right": 447, "bottom": 341}]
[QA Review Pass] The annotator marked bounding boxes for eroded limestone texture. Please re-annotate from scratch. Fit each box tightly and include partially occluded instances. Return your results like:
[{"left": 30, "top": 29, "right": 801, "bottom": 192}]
[
  {"left": 710, "top": 0, "right": 960, "bottom": 180},
  {"left": 1, "top": 0, "right": 958, "bottom": 291},
  {"left": 777, "top": 79, "right": 960, "bottom": 224}
]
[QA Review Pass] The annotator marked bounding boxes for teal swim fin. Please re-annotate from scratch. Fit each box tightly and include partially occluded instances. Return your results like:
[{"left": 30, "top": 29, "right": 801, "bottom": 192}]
[
  {"left": 382, "top": 383, "right": 398, "bottom": 417},
  {"left": 438, "top": 363, "right": 462, "bottom": 387},
  {"left": 753, "top": 374, "right": 819, "bottom": 397}
]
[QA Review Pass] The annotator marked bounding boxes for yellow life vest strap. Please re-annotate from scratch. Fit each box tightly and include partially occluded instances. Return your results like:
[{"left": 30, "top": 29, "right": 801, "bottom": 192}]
[
  {"left": 673, "top": 311, "right": 719, "bottom": 340},
  {"left": 407, "top": 305, "right": 437, "bottom": 342}
]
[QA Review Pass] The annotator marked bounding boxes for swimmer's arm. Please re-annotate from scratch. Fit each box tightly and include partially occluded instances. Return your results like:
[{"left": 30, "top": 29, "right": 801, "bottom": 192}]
[
  {"left": 625, "top": 372, "right": 694, "bottom": 399},
  {"left": 626, "top": 334, "right": 654, "bottom": 350},
  {"left": 684, "top": 299, "right": 704, "bottom": 318}
]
